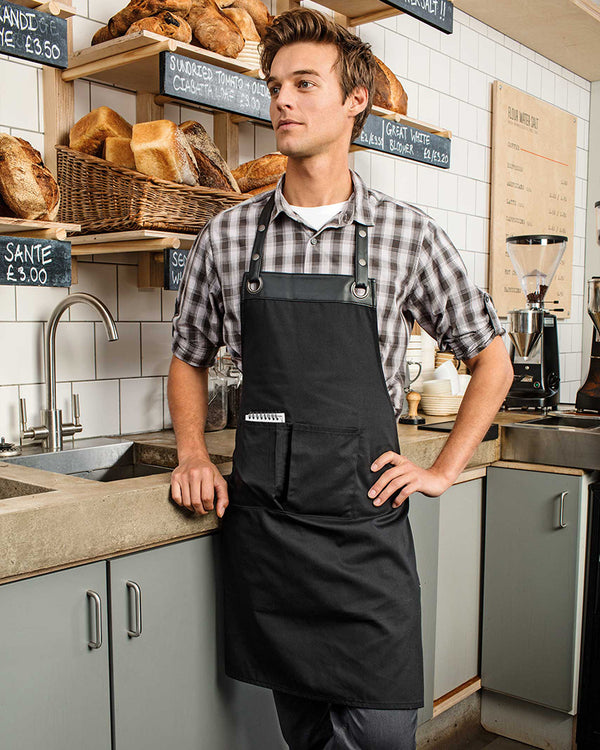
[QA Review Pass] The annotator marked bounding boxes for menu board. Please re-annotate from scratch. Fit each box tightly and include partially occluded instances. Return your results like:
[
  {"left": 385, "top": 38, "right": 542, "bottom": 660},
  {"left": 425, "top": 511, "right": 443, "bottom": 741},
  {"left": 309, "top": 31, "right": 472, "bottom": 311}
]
[
  {"left": 357, "top": 114, "right": 451, "bottom": 168},
  {"left": 489, "top": 81, "right": 577, "bottom": 318},
  {"left": 164, "top": 247, "right": 190, "bottom": 291},
  {"left": 383, "top": 0, "right": 453, "bottom": 33},
  {"left": 0, "top": 236, "right": 71, "bottom": 286},
  {"left": 0, "top": 0, "right": 68, "bottom": 69}
]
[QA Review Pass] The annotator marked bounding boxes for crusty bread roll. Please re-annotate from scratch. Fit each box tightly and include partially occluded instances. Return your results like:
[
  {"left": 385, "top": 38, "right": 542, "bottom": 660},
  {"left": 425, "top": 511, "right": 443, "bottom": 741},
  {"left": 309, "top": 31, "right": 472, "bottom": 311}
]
[
  {"left": 131, "top": 120, "right": 200, "bottom": 185},
  {"left": 232, "top": 153, "right": 287, "bottom": 193},
  {"left": 217, "top": 0, "right": 270, "bottom": 37},
  {"left": 70, "top": 106, "right": 133, "bottom": 157},
  {"left": 221, "top": 7, "right": 259, "bottom": 42},
  {"left": 103, "top": 137, "right": 136, "bottom": 169},
  {"left": 187, "top": 0, "right": 244, "bottom": 58},
  {"left": 126, "top": 11, "right": 192, "bottom": 42},
  {"left": 91, "top": 25, "right": 117, "bottom": 45},
  {"left": 109, "top": 0, "right": 192, "bottom": 37},
  {"left": 0, "top": 135, "right": 60, "bottom": 221},
  {"left": 373, "top": 57, "right": 408, "bottom": 115},
  {"left": 179, "top": 120, "right": 240, "bottom": 191}
]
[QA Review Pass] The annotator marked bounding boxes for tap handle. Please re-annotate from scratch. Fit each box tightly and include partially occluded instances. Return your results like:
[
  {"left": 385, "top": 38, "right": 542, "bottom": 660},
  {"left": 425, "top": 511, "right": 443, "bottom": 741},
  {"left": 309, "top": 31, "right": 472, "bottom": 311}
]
[
  {"left": 72, "top": 393, "right": 81, "bottom": 426},
  {"left": 19, "top": 398, "right": 28, "bottom": 431}
]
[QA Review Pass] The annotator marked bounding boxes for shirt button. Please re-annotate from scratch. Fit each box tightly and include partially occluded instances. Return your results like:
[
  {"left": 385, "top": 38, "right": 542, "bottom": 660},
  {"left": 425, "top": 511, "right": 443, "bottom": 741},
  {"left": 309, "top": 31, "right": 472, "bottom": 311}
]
[{"left": 310, "top": 238, "right": 318, "bottom": 245}]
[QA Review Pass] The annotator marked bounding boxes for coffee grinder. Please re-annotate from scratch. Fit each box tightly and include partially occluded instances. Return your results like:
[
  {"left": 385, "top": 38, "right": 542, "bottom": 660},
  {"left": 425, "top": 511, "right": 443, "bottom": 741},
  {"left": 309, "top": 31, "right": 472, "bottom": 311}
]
[{"left": 504, "top": 234, "right": 567, "bottom": 411}]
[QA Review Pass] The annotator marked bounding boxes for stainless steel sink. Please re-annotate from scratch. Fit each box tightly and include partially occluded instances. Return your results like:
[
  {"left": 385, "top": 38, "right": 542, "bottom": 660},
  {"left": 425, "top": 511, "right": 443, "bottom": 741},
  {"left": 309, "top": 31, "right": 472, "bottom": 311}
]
[
  {"left": 1, "top": 437, "right": 171, "bottom": 482},
  {"left": 502, "top": 413, "right": 600, "bottom": 470}
]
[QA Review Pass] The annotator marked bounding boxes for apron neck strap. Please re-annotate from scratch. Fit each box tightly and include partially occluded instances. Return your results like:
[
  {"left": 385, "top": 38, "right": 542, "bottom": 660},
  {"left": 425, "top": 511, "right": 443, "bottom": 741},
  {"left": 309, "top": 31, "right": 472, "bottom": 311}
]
[{"left": 247, "top": 193, "right": 370, "bottom": 291}]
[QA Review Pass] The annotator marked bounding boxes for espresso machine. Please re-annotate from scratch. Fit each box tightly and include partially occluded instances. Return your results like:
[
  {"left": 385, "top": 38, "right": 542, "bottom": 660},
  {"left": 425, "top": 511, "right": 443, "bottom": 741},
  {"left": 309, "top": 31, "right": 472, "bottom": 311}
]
[{"left": 504, "top": 234, "right": 567, "bottom": 411}]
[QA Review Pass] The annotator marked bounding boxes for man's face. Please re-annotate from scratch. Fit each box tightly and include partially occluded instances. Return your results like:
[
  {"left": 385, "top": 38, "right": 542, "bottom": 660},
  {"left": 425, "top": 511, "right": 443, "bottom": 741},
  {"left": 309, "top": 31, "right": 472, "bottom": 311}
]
[{"left": 267, "top": 42, "right": 360, "bottom": 159}]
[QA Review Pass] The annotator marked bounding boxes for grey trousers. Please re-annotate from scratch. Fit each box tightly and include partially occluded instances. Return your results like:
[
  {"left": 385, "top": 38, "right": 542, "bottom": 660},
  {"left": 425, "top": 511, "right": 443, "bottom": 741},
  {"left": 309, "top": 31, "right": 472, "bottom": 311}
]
[{"left": 272, "top": 689, "right": 418, "bottom": 750}]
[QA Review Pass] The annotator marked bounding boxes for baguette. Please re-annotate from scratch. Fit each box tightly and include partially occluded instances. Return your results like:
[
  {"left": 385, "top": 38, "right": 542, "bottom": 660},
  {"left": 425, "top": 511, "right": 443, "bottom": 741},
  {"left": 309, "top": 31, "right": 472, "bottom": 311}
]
[
  {"left": 232, "top": 153, "right": 287, "bottom": 193},
  {"left": 373, "top": 56, "right": 408, "bottom": 115},
  {"left": 180, "top": 120, "right": 240, "bottom": 191},
  {"left": 108, "top": 0, "right": 192, "bottom": 37},
  {"left": 70, "top": 106, "right": 133, "bottom": 157},
  {"left": 125, "top": 11, "right": 192, "bottom": 42},
  {"left": 246, "top": 182, "right": 277, "bottom": 196},
  {"left": 187, "top": 0, "right": 245, "bottom": 58},
  {"left": 0, "top": 135, "right": 60, "bottom": 221},
  {"left": 131, "top": 120, "right": 200, "bottom": 185}
]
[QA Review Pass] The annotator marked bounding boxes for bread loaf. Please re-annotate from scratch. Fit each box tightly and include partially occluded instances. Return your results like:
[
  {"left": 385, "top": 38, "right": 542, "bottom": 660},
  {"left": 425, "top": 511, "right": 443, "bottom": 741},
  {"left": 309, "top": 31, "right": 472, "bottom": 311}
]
[
  {"left": 217, "top": 0, "right": 270, "bottom": 37},
  {"left": 103, "top": 137, "right": 136, "bottom": 169},
  {"left": 70, "top": 106, "right": 133, "bottom": 157},
  {"left": 0, "top": 192, "right": 15, "bottom": 217},
  {"left": 180, "top": 120, "right": 240, "bottom": 191},
  {"left": 131, "top": 120, "right": 200, "bottom": 185},
  {"left": 221, "top": 7, "right": 259, "bottom": 41},
  {"left": 373, "top": 57, "right": 408, "bottom": 115},
  {"left": 187, "top": 0, "right": 244, "bottom": 58},
  {"left": 232, "top": 153, "right": 287, "bottom": 193},
  {"left": 91, "top": 25, "right": 117, "bottom": 45},
  {"left": 0, "top": 135, "right": 60, "bottom": 221},
  {"left": 125, "top": 11, "right": 192, "bottom": 42},
  {"left": 109, "top": 0, "right": 192, "bottom": 37},
  {"left": 247, "top": 182, "right": 277, "bottom": 196}
]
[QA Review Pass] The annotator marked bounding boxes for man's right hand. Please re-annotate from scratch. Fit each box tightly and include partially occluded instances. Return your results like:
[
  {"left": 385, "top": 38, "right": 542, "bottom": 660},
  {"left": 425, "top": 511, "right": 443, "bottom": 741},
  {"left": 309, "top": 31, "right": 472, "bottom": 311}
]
[{"left": 171, "top": 456, "right": 230, "bottom": 517}]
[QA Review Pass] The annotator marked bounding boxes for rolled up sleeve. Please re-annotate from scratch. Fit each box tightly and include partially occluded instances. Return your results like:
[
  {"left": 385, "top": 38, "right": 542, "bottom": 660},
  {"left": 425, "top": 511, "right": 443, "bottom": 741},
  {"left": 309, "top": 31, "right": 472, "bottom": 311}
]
[
  {"left": 171, "top": 224, "right": 224, "bottom": 368},
  {"left": 406, "top": 221, "right": 505, "bottom": 361}
]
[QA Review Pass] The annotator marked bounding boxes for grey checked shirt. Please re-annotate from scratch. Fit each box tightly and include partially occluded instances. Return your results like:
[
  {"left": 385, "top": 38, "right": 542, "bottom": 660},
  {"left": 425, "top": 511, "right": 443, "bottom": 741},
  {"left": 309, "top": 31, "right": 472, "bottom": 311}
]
[{"left": 172, "top": 170, "right": 504, "bottom": 418}]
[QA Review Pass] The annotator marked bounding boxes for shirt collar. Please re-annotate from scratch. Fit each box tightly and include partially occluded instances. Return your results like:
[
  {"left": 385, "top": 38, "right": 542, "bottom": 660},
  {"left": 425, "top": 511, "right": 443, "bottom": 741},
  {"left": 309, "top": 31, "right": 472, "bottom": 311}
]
[{"left": 270, "top": 169, "right": 376, "bottom": 228}]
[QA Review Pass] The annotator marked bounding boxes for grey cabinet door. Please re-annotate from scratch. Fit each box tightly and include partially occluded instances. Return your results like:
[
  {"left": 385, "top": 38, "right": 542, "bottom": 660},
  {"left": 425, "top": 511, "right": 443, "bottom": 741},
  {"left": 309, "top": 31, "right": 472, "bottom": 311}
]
[
  {"left": 110, "top": 535, "right": 285, "bottom": 750},
  {"left": 409, "top": 492, "right": 440, "bottom": 725},
  {"left": 0, "top": 562, "right": 111, "bottom": 750},
  {"left": 482, "top": 467, "right": 583, "bottom": 712}
]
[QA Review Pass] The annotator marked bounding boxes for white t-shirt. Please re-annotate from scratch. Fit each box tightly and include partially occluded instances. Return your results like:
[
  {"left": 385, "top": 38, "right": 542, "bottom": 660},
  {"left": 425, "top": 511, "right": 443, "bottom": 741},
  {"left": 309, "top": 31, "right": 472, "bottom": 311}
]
[{"left": 288, "top": 202, "right": 348, "bottom": 230}]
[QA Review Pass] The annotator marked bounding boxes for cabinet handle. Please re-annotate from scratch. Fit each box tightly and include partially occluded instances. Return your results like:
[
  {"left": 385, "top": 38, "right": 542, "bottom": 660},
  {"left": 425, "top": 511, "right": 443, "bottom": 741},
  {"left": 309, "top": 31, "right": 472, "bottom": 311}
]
[
  {"left": 559, "top": 491, "right": 568, "bottom": 529},
  {"left": 126, "top": 580, "right": 142, "bottom": 638},
  {"left": 86, "top": 590, "right": 103, "bottom": 649}
]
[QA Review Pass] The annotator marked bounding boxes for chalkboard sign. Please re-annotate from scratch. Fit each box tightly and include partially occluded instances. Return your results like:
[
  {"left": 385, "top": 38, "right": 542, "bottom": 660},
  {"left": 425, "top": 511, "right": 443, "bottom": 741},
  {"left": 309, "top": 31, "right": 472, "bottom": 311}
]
[
  {"left": 382, "top": 0, "right": 453, "bottom": 34},
  {"left": 0, "top": 236, "right": 71, "bottom": 286},
  {"left": 354, "top": 114, "right": 451, "bottom": 169},
  {"left": 0, "top": 0, "right": 68, "bottom": 69},
  {"left": 160, "top": 52, "right": 271, "bottom": 122},
  {"left": 164, "top": 247, "right": 190, "bottom": 291}
]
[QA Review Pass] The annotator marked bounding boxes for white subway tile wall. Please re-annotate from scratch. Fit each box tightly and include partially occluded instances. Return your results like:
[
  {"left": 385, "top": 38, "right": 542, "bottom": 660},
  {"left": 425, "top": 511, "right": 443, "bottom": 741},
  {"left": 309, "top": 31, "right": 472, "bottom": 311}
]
[{"left": 0, "top": 0, "right": 592, "bottom": 439}]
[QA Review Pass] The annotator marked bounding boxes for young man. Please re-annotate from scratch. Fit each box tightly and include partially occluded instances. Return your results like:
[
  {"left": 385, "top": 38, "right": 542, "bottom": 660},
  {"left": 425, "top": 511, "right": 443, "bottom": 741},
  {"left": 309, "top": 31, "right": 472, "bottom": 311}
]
[{"left": 168, "top": 8, "right": 513, "bottom": 749}]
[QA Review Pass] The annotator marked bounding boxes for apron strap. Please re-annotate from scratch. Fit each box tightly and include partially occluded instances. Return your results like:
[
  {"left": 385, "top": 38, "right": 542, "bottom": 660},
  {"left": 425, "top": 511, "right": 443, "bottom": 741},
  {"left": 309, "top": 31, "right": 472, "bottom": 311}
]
[{"left": 247, "top": 193, "right": 370, "bottom": 295}]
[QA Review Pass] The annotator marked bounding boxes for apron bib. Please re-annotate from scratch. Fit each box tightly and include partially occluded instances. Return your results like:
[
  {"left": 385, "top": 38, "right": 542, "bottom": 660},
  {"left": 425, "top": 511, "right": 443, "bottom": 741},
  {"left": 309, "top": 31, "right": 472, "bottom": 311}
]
[{"left": 220, "top": 195, "right": 424, "bottom": 709}]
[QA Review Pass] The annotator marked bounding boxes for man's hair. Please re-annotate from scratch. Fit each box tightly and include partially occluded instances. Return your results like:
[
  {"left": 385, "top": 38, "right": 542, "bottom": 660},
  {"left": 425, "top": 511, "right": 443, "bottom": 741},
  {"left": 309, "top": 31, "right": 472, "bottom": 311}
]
[{"left": 260, "top": 8, "right": 376, "bottom": 142}]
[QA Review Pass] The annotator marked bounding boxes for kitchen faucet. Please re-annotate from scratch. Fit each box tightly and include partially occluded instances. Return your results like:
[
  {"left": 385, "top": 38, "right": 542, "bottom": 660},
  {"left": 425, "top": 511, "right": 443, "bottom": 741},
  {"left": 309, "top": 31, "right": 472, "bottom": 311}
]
[{"left": 20, "top": 292, "right": 119, "bottom": 452}]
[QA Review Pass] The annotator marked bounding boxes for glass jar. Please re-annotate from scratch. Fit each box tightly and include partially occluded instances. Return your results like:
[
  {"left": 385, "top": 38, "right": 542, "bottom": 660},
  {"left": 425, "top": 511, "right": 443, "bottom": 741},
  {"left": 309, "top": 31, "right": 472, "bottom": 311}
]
[{"left": 206, "top": 364, "right": 228, "bottom": 431}]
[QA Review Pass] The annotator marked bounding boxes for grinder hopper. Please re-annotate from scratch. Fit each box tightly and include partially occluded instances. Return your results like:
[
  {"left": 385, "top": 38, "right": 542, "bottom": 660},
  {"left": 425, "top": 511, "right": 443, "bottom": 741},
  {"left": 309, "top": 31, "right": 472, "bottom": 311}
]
[{"left": 506, "top": 234, "right": 567, "bottom": 358}]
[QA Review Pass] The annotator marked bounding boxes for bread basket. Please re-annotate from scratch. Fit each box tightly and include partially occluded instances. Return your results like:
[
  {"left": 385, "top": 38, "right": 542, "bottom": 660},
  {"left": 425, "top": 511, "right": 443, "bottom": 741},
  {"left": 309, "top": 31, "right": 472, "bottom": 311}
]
[{"left": 56, "top": 145, "right": 248, "bottom": 235}]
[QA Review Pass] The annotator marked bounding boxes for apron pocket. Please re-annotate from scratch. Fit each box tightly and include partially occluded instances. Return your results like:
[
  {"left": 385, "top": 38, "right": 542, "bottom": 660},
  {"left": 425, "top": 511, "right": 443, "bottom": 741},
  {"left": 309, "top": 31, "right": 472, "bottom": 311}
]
[
  {"left": 232, "top": 420, "right": 290, "bottom": 509},
  {"left": 285, "top": 423, "right": 359, "bottom": 517}
]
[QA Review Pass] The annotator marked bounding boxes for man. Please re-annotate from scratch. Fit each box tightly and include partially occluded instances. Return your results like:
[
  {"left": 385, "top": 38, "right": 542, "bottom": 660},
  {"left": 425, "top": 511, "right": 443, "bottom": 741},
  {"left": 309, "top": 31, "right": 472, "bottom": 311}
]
[{"left": 168, "top": 8, "right": 513, "bottom": 749}]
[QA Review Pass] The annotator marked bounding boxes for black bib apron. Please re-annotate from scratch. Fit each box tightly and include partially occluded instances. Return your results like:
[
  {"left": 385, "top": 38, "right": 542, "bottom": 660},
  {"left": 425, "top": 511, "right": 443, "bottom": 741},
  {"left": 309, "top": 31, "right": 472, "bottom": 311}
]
[{"left": 220, "top": 195, "right": 424, "bottom": 709}]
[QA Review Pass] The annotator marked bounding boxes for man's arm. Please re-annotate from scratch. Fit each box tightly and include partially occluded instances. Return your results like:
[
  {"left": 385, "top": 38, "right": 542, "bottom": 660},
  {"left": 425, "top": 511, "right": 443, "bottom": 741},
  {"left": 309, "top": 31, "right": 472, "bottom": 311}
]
[
  {"left": 368, "top": 335, "right": 513, "bottom": 507},
  {"left": 168, "top": 355, "right": 229, "bottom": 517}
]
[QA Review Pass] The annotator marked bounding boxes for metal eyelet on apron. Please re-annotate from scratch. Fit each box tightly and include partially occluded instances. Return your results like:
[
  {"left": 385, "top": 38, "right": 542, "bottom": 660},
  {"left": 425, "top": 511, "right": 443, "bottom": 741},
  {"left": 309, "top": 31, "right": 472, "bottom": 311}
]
[
  {"left": 351, "top": 281, "right": 368, "bottom": 298},
  {"left": 246, "top": 277, "right": 263, "bottom": 294}
]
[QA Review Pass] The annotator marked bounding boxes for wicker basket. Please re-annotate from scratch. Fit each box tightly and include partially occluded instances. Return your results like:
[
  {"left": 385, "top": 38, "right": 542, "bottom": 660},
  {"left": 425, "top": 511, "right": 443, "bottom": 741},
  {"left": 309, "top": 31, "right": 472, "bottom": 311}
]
[{"left": 56, "top": 145, "right": 248, "bottom": 235}]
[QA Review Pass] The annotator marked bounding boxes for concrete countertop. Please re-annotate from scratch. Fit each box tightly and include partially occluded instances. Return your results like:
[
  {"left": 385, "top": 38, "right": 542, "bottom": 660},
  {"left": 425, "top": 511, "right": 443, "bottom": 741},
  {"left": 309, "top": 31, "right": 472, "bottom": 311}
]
[{"left": 0, "top": 409, "right": 556, "bottom": 585}]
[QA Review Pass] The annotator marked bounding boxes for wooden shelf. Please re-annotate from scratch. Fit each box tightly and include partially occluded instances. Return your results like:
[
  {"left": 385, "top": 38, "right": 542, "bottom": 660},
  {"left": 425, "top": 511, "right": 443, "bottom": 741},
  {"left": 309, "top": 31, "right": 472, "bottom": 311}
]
[
  {"left": 371, "top": 105, "right": 451, "bottom": 139},
  {"left": 9, "top": 0, "right": 76, "bottom": 19},
  {"left": 69, "top": 230, "right": 196, "bottom": 256},
  {"left": 64, "top": 30, "right": 257, "bottom": 89},
  {"left": 0, "top": 216, "right": 80, "bottom": 240},
  {"left": 453, "top": 0, "right": 600, "bottom": 81}
]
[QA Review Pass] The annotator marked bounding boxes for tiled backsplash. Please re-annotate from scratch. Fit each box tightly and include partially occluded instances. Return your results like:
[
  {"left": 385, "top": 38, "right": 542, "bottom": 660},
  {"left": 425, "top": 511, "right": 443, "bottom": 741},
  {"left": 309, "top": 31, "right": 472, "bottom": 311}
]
[{"left": 0, "top": 1, "right": 592, "bottom": 442}]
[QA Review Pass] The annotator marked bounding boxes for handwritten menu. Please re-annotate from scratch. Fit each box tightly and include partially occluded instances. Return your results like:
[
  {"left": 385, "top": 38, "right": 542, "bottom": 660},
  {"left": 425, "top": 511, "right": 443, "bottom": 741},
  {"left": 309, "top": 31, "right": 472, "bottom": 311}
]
[
  {"left": 489, "top": 81, "right": 576, "bottom": 318},
  {"left": 164, "top": 247, "right": 190, "bottom": 291},
  {"left": 383, "top": 0, "right": 453, "bottom": 34},
  {"left": 0, "top": 0, "right": 68, "bottom": 68},
  {"left": 0, "top": 236, "right": 71, "bottom": 286},
  {"left": 356, "top": 114, "right": 451, "bottom": 168}
]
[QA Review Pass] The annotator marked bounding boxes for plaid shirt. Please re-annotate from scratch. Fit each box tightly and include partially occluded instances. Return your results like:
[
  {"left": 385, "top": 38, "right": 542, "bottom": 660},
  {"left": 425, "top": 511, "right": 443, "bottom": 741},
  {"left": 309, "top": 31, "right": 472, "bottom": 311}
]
[{"left": 172, "top": 170, "right": 504, "bottom": 417}]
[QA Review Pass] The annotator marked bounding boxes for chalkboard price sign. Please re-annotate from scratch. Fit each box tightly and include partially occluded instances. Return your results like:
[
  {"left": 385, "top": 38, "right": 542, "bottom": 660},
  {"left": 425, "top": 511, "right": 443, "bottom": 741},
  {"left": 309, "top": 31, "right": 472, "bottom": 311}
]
[
  {"left": 160, "top": 52, "right": 271, "bottom": 122},
  {"left": 164, "top": 247, "right": 190, "bottom": 291},
  {"left": 0, "top": 0, "right": 68, "bottom": 68},
  {"left": 354, "top": 114, "right": 451, "bottom": 168},
  {"left": 382, "top": 0, "right": 453, "bottom": 34},
  {"left": 0, "top": 236, "right": 71, "bottom": 287}
]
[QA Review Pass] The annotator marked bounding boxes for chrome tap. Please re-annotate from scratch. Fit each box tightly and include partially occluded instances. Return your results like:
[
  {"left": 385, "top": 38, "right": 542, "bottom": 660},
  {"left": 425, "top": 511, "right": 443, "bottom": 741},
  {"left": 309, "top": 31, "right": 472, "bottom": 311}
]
[{"left": 20, "top": 293, "right": 119, "bottom": 451}]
